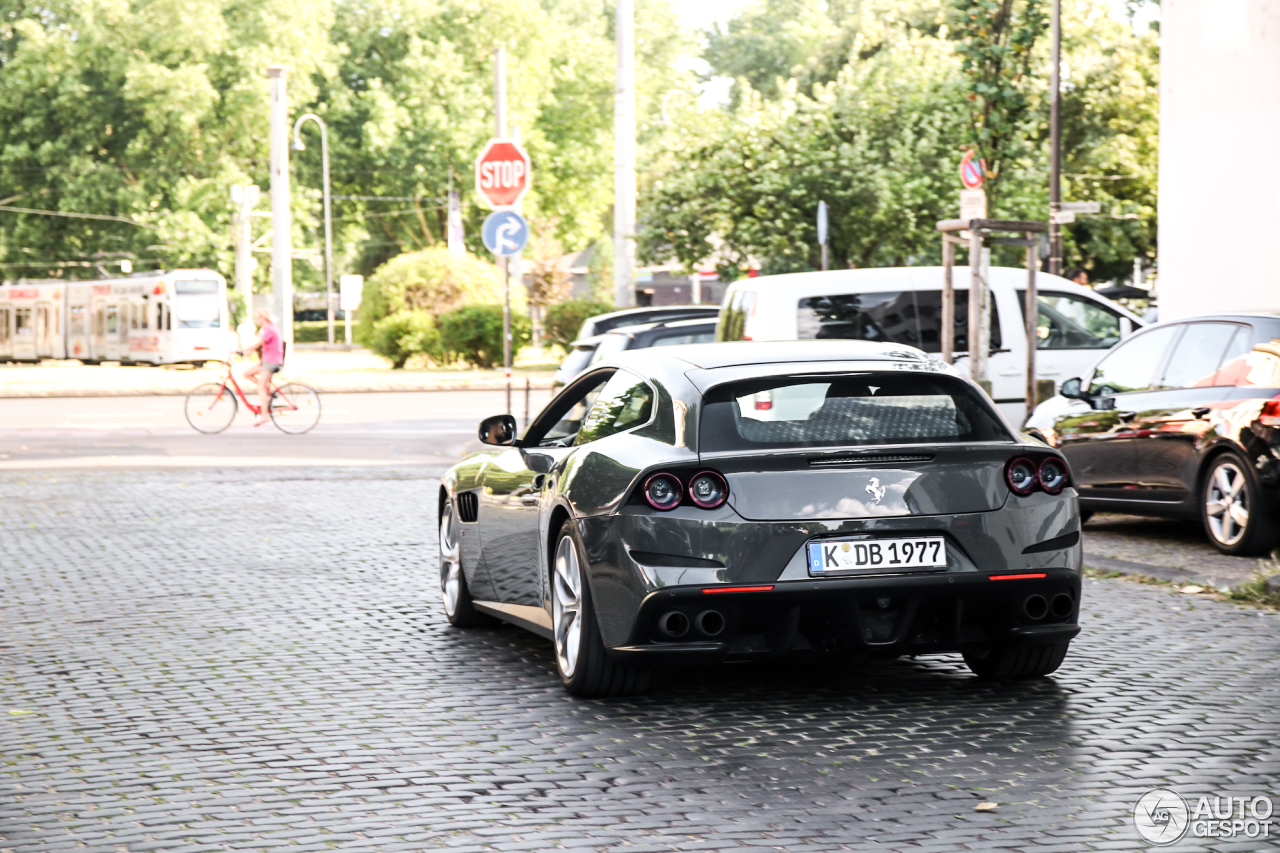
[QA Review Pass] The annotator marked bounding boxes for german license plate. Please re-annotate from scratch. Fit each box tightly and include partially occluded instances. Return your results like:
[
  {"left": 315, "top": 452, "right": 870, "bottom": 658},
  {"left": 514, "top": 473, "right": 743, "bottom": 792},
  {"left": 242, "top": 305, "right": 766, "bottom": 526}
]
[{"left": 807, "top": 537, "right": 947, "bottom": 575}]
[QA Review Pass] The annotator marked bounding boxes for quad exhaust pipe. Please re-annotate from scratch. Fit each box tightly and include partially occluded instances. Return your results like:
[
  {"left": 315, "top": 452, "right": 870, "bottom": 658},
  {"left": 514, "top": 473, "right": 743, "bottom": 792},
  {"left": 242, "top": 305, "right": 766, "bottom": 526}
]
[
  {"left": 1051, "top": 592, "right": 1075, "bottom": 619},
  {"left": 657, "top": 611, "right": 690, "bottom": 639},
  {"left": 1023, "top": 594, "right": 1049, "bottom": 621}
]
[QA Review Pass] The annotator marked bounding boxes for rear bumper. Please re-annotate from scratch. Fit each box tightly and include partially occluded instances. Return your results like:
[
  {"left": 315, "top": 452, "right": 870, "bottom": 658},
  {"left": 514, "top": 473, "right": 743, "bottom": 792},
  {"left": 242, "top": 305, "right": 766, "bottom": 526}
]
[{"left": 606, "top": 568, "right": 1081, "bottom": 665}]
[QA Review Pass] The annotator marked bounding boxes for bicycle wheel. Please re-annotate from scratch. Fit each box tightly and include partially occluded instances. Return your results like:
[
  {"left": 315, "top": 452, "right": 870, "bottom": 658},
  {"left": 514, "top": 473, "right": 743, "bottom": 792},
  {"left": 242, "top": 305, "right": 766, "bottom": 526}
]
[
  {"left": 269, "top": 383, "right": 321, "bottom": 434},
  {"left": 185, "top": 382, "right": 238, "bottom": 434}
]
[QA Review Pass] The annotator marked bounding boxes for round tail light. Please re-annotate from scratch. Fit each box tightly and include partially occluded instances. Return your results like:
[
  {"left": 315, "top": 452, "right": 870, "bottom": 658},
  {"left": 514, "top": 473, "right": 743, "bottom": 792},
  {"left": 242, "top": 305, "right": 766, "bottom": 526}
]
[
  {"left": 644, "top": 473, "right": 683, "bottom": 510},
  {"left": 1006, "top": 457, "right": 1039, "bottom": 496},
  {"left": 688, "top": 470, "right": 728, "bottom": 509},
  {"left": 1038, "top": 458, "right": 1069, "bottom": 494}
]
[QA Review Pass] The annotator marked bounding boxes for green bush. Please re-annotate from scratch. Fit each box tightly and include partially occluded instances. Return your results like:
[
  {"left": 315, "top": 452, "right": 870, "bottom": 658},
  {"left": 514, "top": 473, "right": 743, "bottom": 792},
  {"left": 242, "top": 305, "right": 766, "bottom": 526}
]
[
  {"left": 543, "top": 298, "right": 612, "bottom": 349},
  {"left": 367, "top": 311, "right": 442, "bottom": 369},
  {"left": 357, "top": 247, "right": 513, "bottom": 344},
  {"left": 438, "top": 305, "right": 531, "bottom": 369}
]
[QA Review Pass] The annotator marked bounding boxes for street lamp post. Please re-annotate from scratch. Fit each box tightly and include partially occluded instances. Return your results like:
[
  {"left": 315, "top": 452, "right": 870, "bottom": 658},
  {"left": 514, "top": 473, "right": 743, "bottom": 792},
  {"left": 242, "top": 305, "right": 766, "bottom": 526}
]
[
  {"left": 291, "top": 114, "right": 335, "bottom": 345},
  {"left": 1048, "top": 0, "right": 1063, "bottom": 276}
]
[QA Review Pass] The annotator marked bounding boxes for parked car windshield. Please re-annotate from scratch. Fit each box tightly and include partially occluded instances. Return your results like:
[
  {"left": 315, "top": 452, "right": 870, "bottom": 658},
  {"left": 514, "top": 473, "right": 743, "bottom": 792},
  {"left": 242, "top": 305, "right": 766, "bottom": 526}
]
[{"left": 700, "top": 372, "right": 1010, "bottom": 451}]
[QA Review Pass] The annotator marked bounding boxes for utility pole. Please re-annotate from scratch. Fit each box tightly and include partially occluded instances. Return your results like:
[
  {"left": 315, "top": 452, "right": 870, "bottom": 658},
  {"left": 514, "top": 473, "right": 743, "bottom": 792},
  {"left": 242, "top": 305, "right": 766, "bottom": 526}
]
[
  {"left": 1048, "top": 0, "right": 1063, "bottom": 276},
  {"left": 494, "top": 46, "right": 512, "bottom": 413},
  {"left": 268, "top": 65, "right": 293, "bottom": 351},
  {"left": 292, "top": 114, "right": 334, "bottom": 345},
  {"left": 613, "top": 0, "right": 636, "bottom": 308},
  {"left": 230, "top": 184, "right": 259, "bottom": 301}
]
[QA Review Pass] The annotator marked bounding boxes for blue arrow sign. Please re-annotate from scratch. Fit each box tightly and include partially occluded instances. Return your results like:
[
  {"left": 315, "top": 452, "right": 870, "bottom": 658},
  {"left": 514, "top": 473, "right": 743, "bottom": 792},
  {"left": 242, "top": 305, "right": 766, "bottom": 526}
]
[{"left": 482, "top": 210, "right": 529, "bottom": 257}]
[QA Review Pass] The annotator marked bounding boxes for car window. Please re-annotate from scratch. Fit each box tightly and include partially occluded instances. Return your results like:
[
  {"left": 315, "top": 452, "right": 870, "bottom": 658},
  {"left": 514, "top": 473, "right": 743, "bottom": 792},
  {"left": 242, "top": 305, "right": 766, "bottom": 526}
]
[
  {"left": 1155, "top": 323, "right": 1241, "bottom": 389},
  {"left": 1211, "top": 327, "right": 1269, "bottom": 386},
  {"left": 700, "top": 372, "right": 1009, "bottom": 451},
  {"left": 574, "top": 370, "right": 654, "bottom": 445},
  {"left": 557, "top": 346, "right": 596, "bottom": 377},
  {"left": 717, "top": 290, "right": 756, "bottom": 342},
  {"left": 587, "top": 332, "right": 631, "bottom": 366},
  {"left": 651, "top": 329, "right": 715, "bottom": 347},
  {"left": 1216, "top": 335, "right": 1280, "bottom": 388},
  {"left": 1087, "top": 325, "right": 1180, "bottom": 395},
  {"left": 538, "top": 373, "right": 613, "bottom": 445},
  {"left": 1018, "top": 290, "right": 1122, "bottom": 350},
  {"left": 796, "top": 290, "right": 1001, "bottom": 352}
]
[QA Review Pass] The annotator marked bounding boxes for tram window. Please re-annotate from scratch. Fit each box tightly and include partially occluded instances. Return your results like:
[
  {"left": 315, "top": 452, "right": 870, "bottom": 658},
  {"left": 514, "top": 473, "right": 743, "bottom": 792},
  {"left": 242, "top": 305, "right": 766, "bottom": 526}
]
[
  {"left": 130, "top": 303, "right": 139, "bottom": 329},
  {"left": 70, "top": 305, "right": 86, "bottom": 336},
  {"left": 106, "top": 308, "right": 118, "bottom": 335},
  {"left": 0, "top": 308, "right": 9, "bottom": 343},
  {"left": 141, "top": 300, "right": 149, "bottom": 330},
  {"left": 173, "top": 280, "right": 222, "bottom": 329},
  {"left": 15, "top": 308, "right": 31, "bottom": 334}
]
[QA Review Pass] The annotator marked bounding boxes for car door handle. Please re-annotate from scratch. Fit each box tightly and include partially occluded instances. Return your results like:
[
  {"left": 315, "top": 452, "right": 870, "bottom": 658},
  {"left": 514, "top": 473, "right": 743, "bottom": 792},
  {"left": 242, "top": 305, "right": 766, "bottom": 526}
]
[
  {"left": 1192, "top": 407, "right": 1211, "bottom": 420},
  {"left": 1116, "top": 411, "right": 1137, "bottom": 422}
]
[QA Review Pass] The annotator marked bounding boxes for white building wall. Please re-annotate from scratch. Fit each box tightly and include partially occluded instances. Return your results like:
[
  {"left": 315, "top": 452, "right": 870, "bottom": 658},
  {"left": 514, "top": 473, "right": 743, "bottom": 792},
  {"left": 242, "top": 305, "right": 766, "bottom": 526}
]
[{"left": 1158, "top": 0, "right": 1280, "bottom": 320}]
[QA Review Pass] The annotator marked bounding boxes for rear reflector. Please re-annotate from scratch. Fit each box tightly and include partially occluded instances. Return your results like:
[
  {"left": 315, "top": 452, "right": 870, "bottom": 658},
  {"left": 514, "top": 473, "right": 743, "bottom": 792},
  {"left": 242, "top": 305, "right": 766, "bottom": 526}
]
[
  {"left": 989, "top": 573, "right": 1047, "bottom": 580},
  {"left": 703, "top": 585, "right": 774, "bottom": 594}
]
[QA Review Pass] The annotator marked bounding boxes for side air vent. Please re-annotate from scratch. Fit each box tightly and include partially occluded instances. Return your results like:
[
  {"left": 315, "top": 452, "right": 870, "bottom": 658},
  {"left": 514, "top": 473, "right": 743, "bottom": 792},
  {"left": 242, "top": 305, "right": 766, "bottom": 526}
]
[
  {"left": 809, "top": 454, "right": 934, "bottom": 468},
  {"left": 456, "top": 491, "right": 479, "bottom": 522}
]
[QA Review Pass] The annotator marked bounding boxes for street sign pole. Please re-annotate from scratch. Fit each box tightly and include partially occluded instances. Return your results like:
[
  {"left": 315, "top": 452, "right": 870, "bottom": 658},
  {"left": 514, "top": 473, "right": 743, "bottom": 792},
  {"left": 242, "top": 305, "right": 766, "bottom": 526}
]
[
  {"left": 817, "top": 201, "right": 829, "bottom": 272},
  {"left": 1049, "top": 0, "right": 1063, "bottom": 275}
]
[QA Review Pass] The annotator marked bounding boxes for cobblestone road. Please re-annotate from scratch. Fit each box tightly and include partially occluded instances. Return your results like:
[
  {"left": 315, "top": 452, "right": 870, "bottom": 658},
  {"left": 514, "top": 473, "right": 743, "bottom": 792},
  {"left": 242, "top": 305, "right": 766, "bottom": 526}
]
[{"left": 3, "top": 468, "right": 1280, "bottom": 852}]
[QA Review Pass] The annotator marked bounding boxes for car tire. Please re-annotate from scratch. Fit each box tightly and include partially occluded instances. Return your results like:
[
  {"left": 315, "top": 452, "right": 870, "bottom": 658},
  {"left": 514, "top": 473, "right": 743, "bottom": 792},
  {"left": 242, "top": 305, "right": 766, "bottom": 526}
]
[
  {"left": 962, "top": 641, "right": 1070, "bottom": 679},
  {"left": 1201, "top": 452, "right": 1278, "bottom": 556},
  {"left": 552, "top": 521, "right": 649, "bottom": 697},
  {"left": 438, "top": 501, "right": 497, "bottom": 629}
]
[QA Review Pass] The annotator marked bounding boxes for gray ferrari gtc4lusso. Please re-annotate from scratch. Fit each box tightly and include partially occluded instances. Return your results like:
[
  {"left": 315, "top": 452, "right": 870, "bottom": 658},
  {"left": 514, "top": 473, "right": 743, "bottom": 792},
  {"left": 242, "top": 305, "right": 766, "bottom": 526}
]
[{"left": 437, "top": 341, "right": 1082, "bottom": 697}]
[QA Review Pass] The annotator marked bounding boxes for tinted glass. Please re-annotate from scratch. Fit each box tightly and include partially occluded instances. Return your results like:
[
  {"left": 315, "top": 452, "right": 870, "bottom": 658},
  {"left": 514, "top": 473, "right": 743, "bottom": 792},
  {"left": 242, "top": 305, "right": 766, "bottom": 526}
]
[
  {"left": 591, "top": 308, "right": 717, "bottom": 336},
  {"left": 1018, "top": 290, "right": 1122, "bottom": 349},
  {"left": 575, "top": 371, "right": 654, "bottom": 445},
  {"left": 540, "top": 373, "right": 612, "bottom": 444},
  {"left": 796, "top": 290, "right": 1001, "bottom": 352},
  {"left": 700, "top": 373, "right": 1009, "bottom": 452},
  {"left": 650, "top": 329, "right": 715, "bottom": 347},
  {"left": 1156, "top": 323, "right": 1239, "bottom": 389},
  {"left": 174, "top": 280, "right": 219, "bottom": 294},
  {"left": 1088, "top": 325, "right": 1179, "bottom": 395},
  {"left": 1211, "top": 326, "right": 1257, "bottom": 386}
]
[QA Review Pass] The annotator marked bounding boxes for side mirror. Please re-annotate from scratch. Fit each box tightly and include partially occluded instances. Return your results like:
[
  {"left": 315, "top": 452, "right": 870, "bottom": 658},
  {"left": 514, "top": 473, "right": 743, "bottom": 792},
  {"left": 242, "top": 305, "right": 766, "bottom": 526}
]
[
  {"left": 478, "top": 414, "right": 518, "bottom": 446},
  {"left": 1060, "top": 377, "right": 1085, "bottom": 400},
  {"left": 523, "top": 451, "right": 554, "bottom": 474}
]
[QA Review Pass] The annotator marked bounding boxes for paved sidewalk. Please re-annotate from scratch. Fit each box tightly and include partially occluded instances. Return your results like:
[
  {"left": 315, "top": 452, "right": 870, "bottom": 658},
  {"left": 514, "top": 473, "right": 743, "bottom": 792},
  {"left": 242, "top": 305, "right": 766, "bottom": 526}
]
[
  {"left": 1082, "top": 513, "right": 1278, "bottom": 591},
  {"left": 3, "top": 467, "right": 1279, "bottom": 852},
  {"left": 0, "top": 348, "right": 555, "bottom": 397}
]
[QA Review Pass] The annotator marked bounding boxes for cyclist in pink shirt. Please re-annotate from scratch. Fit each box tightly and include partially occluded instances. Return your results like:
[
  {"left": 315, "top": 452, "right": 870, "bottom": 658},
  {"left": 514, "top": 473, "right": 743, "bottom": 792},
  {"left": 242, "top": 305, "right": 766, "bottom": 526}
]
[{"left": 241, "top": 308, "right": 285, "bottom": 427}]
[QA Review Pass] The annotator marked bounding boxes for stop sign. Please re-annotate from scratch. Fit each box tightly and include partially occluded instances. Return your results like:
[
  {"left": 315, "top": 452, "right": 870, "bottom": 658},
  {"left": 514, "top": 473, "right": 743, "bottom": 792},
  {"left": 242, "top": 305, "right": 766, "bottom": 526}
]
[{"left": 475, "top": 139, "right": 531, "bottom": 208}]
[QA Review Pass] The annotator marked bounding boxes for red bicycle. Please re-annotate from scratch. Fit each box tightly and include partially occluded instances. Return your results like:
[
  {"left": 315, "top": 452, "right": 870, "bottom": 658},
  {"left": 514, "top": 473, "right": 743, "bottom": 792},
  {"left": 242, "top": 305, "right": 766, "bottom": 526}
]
[{"left": 184, "top": 359, "right": 321, "bottom": 434}]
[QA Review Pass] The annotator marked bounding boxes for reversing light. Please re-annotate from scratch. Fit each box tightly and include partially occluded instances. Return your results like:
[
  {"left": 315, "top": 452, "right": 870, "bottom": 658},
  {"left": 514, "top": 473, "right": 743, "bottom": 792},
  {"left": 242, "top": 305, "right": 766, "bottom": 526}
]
[
  {"left": 644, "top": 473, "right": 683, "bottom": 510},
  {"left": 1261, "top": 400, "right": 1280, "bottom": 427},
  {"left": 688, "top": 470, "right": 729, "bottom": 509},
  {"left": 1005, "top": 457, "right": 1038, "bottom": 496},
  {"left": 1038, "top": 458, "right": 1069, "bottom": 494}
]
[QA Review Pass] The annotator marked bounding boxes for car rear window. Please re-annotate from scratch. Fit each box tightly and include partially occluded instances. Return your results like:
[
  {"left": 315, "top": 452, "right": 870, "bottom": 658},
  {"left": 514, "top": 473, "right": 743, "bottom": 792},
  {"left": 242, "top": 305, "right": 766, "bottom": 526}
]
[
  {"left": 796, "top": 290, "right": 1000, "bottom": 352},
  {"left": 699, "top": 373, "right": 1010, "bottom": 451}
]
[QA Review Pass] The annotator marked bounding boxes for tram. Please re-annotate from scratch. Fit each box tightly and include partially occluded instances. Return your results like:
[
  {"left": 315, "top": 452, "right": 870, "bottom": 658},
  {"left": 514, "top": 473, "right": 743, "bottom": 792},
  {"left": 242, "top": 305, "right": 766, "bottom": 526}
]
[{"left": 0, "top": 269, "right": 233, "bottom": 365}]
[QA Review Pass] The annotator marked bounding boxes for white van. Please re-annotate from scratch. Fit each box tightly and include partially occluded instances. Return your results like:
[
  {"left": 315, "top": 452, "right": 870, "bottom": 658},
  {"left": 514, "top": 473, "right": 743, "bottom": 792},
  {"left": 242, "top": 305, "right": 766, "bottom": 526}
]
[{"left": 716, "top": 267, "right": 1144, "bottom": 424}]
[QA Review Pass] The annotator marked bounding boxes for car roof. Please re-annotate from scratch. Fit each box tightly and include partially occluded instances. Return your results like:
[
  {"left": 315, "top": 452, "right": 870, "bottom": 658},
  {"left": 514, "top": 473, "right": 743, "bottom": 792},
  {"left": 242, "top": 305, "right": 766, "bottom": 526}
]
[
  {"left": 603, "top": 317, "right": 718, "bottom": 336},
  {"left": 719, "top": 266, "right": 1144, "bottom": 323},
  {"left": 583, "top": 305, "right": 719, "bottom": 333},
  {"left": 612, "top": 339, "right": 929, "bottom": 370}
]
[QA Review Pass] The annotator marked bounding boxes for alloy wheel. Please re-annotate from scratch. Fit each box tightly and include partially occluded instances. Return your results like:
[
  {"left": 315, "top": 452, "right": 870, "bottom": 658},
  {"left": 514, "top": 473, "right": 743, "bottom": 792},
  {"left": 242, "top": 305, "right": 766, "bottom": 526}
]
[
  {"left": 439, "top": 505, "right": 462, "bottom": 616},
  {"left": 553, "top": 535, "right": 583, "bottom": 678},
  {"left": 1205, "top": 460, "right": 1250, "bottom": 547}
]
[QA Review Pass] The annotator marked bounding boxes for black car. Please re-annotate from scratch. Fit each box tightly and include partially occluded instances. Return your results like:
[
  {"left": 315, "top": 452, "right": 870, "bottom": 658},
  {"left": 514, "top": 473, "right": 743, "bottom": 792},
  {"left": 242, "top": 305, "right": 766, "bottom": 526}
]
[
  {"left": 439, "top": 341, "right": 1083, "bottom": 696},
  {"left": 1025, "top": 314, "right": 1280, "bottom": 555}
]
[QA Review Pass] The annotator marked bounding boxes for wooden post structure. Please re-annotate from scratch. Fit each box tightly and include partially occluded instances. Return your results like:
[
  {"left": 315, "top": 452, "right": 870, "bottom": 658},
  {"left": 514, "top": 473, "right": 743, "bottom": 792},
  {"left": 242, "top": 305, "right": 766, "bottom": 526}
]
[{"left": 937, "top": 218, "right": 1048, "bottom": 422}]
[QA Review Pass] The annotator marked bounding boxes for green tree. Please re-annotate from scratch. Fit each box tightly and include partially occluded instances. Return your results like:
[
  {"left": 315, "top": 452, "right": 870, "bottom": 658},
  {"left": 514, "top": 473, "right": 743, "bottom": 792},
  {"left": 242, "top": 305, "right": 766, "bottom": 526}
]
[{"left": 357, "top": 246, "right": 510, "bottom": 341}]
